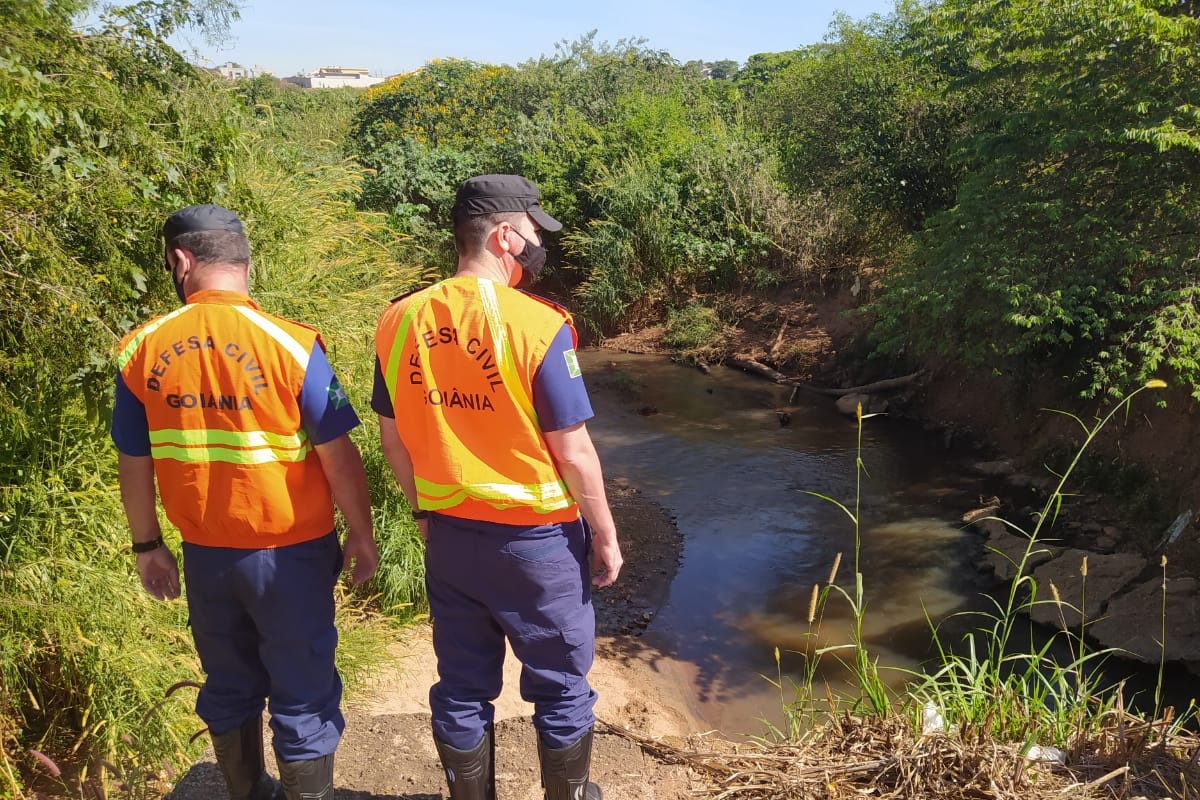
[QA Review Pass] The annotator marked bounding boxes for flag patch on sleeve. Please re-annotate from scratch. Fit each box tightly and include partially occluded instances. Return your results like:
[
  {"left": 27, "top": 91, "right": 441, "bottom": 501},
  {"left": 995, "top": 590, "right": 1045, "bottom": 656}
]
[
  {"left": 327, "top": 378, "right": 350, "bottom": 409},
  {"left": 563, "top": 348, "right": 582, "bottom": 378}
]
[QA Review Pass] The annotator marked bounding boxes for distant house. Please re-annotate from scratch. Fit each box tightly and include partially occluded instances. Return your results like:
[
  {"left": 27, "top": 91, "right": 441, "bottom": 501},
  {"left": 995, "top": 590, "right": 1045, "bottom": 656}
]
[
  {"left": 283, "top": 66, "right": 385, "bottom": 89},
  {"left": 216, "top": 61, "right": 249, "bottom": 79},
  {"left": 213, "top": 62, "right": 273, "bottom": 80}
]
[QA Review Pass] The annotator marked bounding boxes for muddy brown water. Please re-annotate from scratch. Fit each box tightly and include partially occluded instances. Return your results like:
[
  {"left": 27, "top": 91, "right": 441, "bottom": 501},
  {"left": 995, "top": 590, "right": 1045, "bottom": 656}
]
[{"left": 581, "top": 350, "right": 1011, "bottom": 737}]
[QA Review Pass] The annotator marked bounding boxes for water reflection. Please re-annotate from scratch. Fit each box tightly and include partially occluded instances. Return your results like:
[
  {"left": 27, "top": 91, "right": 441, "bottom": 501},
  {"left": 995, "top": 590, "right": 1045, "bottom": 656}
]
[{"left": 581, "top": 350, "right": 995, "bottom": 737}]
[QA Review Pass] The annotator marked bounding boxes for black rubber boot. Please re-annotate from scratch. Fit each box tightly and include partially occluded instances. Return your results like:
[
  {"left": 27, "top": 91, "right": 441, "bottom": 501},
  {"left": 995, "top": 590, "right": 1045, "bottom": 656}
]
[
  {"left": 537, "top": 728, "right": 602, "bottom": 800},
  {"left": 210, "top": 716, "right": 282, "bottom": 800},
  {"left": 433, "top": 726, "right": 495, "bottom": 800},
  {"left": 275, "top": 753, "right": 334, "bottom": 800}
]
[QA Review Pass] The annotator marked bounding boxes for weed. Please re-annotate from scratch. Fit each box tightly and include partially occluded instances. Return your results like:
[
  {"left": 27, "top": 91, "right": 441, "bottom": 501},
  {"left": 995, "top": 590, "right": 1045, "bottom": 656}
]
[
  {"left": 769, "top": 380, "right": 1192, "bottom": 760},
  {"left": 662, "top": 305, "right": 725, "bottom": 356}
]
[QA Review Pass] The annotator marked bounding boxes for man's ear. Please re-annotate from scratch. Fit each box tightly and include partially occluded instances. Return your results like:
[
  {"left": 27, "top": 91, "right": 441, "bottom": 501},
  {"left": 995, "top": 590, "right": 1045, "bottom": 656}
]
[
  {"left": 495, "top": 222, "right": 513, "bottom": 254},
  {"left": 168, "top": 246, "right": 196, "bottom": 281}
]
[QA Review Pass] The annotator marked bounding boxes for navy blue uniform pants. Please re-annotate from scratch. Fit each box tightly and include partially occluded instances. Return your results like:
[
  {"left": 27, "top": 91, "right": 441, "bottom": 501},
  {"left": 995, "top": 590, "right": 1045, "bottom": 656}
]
[
  {"left": 425, "top": 514, "right": 597, "bottom": 751},
  {"left": 183, "top": 533, "right": 345, "bottom": 761}
]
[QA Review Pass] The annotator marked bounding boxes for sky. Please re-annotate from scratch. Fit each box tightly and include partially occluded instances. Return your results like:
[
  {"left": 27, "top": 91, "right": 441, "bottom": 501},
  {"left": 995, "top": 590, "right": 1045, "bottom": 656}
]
[{"left": 169, "top": 0, "right": 898, "bottom": 78}]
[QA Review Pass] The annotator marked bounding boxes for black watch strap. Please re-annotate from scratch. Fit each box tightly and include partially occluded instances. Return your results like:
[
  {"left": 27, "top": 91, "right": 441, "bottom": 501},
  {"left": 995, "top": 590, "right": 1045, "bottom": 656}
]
[
  {"left": 411, "top": 509, "right": 429, "bottom": 520},
  {"left": 132, "top": 536, "right": 165, "bottom": 554}
]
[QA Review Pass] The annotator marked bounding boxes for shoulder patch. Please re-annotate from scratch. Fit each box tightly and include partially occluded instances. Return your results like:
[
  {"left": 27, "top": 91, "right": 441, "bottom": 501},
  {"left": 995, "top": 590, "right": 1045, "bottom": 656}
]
[
  {"left": 563, "top": 348, "right": 582, "bottom": 379},
  {"left": 327, "top": 377, "right": 350, "bottom": 410}
]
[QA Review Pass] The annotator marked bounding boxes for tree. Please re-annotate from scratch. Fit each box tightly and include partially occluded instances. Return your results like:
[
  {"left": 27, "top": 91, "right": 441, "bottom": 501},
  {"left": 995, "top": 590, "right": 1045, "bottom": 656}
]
[
  {"left": 750, "top": 10, "right": 969, "bottom": 235},
  {"left": 873, "top": 0, "right": 1200, "bottom": 399}
]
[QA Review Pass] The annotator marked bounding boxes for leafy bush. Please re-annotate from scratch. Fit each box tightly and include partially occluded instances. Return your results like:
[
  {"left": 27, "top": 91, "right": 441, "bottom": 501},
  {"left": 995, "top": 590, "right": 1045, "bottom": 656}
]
[
  {"left": 662, "top": 305, "right": 725, "bottom": 354},
  {"left": 0, "top": 2, "right": 423, "bottom": 792},
  {"left": 871, "top": 0, "right": 1200, "bottom": 400}
]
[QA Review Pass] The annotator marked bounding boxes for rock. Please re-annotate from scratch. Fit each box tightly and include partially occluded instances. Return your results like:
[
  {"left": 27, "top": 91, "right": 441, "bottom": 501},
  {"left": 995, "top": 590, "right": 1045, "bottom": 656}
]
[
  {"left": 982, "top": 528, "right": 1059, "bottom": 582},
  {"left": 1094, "top": 527, "right": 1121, "bottom": 551},
  {"left": 1028, "top": 549, "right": 1147, "bottom": 630},
  {"left": 836, "top": 393, "right": 884, "bottom": 416},
  {"left": 969, "top": 517, "right": 1006, "bottom": 537},
  {"left": 1091, "top": 577, "right": 1200, "bottom": 663},
  {"left": 973, "top": 460, "right": 1014, "bottom": 477}
]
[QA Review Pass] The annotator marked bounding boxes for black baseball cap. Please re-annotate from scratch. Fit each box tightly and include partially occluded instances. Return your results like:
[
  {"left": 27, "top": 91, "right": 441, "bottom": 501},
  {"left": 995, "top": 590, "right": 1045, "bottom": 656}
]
[
  {"left": 163, "top": 204, "right": 245, "bottom": 244},
  {"left": 451, "top": 174, "right": 562, "bottom": 232}
]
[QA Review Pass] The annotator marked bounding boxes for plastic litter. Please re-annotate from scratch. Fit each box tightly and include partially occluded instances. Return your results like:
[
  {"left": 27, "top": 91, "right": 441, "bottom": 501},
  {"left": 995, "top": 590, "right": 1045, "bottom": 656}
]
[
  {"left": 1158, "top": 509, "right": 1193, "bottom": 550},
  {"left": 920, "top": 701, "right": 945, "bottom": 734},
  {"left": 1023, "top": 744, "right": 1066, "bottom": 765}
]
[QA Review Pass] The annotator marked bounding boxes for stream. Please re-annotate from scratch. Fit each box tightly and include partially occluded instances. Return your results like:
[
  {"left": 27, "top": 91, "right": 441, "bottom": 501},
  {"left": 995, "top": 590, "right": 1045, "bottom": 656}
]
[{"left": 580, "top": 349, "right": 1011, "bottom": 736}]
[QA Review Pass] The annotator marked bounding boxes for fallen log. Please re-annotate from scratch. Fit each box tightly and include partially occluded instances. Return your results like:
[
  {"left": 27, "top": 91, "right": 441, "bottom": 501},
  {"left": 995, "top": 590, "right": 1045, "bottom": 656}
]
[{"left": 726, "top": 356, "right": 924, "bottom": 397}]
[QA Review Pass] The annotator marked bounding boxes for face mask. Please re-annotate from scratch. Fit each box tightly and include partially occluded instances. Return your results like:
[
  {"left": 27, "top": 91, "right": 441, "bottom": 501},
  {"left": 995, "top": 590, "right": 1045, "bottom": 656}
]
[
  {"left": 509, "top": 229, "right": 547, "bottom": 286},
  {"left": 165, "top": 251, "right": 189, "bottom": 303}
]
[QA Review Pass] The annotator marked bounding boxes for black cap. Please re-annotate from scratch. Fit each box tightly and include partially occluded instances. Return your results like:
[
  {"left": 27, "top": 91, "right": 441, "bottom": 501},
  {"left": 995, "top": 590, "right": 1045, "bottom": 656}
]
[
  {"left": 163, "top": 204, "right": 245, "bottom": 244},
  {"left": 451, "top": 174, "right": 562, "bottom": 232}
]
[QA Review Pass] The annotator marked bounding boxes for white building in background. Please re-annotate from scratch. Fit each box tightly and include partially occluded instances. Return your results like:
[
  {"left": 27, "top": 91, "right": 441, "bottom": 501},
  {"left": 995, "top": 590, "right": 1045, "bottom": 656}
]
[
  {"left": 214, "top": 62, "right": 274, "bottom": 79},
  {"left": 284, "top": 66, "right": 385, "bottom": 89},
  {"left": 216, "top": 61, "right": 248, "bottom": 79}
]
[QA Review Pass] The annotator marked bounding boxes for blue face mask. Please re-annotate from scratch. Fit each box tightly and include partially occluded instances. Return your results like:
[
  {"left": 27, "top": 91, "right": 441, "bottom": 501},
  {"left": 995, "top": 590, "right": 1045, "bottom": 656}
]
[{"left": 509, "top": 229, "right": 547, "bottom": 286}]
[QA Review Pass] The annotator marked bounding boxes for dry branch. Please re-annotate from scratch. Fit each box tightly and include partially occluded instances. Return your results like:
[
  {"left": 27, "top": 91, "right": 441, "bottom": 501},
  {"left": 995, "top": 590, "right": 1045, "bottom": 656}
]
[{"left": 727, "top": 356, "right": 924, "bottom": 397}]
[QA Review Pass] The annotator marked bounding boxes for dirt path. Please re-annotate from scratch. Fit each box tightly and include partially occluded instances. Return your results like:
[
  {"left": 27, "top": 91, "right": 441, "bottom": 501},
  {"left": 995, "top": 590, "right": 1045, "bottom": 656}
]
[{"left": 167, "top": 482, "right": 712, "bottom": 799}]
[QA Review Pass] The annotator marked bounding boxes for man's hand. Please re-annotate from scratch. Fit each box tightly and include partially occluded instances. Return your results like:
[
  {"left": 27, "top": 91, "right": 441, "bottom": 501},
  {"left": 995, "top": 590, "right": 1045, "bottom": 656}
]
[
  {"left": 342, "top": 531, "right": 379, "bottom": 586},
  {"left": 590, "top": 534, "right": 623, "bottom": 588},
  {"left": 137, "top": 548, "right": 180, "bottom": 600}
]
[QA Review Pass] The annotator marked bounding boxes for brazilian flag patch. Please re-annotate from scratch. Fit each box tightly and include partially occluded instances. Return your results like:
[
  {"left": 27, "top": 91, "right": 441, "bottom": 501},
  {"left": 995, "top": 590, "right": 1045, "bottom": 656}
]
[
  {"left": 327, "top": 378, "right": 350, "bottom": 410},
  {"left": 563, "top": 348, "right": 582, "bottom": 378}
]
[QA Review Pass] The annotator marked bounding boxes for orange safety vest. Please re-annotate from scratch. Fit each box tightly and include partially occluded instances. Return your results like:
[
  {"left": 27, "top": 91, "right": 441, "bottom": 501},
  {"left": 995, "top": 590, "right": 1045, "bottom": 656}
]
[
  {"left": 116, "top": 289, "right": 335, "bottom": 548},
  {"left": 375, "top": 276, "right": 580, "bottom": 526}
]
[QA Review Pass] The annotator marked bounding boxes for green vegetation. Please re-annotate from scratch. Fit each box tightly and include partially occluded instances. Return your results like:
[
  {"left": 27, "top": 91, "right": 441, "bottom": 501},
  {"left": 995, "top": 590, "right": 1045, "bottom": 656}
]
[
  {"left": 662, "top": 305, "right": 725, "bottom": 356},
  {"left": 0, "top": 1, "right": 422, "bottom": 794},
  {"left": 871, "top": 0, "right": 1200, "bottom": 401},
  {"left": 747, "top": 384, "right": 1194, "bottom": 799},
  {"left": 5, "top": 0, "right": 1200, "bottom": 794}
]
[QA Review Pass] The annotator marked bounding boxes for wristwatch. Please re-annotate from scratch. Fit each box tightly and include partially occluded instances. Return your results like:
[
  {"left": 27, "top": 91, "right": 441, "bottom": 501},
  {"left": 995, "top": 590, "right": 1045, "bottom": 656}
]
[
  {"left": 411, "top": 509, "right": 429, "bottom": 520},
  {"left": 131, "top": 536, "right": 165, "bottom": 554}
]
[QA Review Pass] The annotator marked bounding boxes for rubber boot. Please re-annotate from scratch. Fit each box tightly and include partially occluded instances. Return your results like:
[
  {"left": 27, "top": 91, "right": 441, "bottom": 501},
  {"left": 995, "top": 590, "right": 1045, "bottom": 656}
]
[
  {"left": 433, "top": 726, "right": 495, "bottom": 800},
  {"left": 275, "top": 753, "right": 334, "bottom": 800},
  {"left": 537, "top": 728, "right": 602, "bottom": 800},
  {"left": 210, "top": 716, "right": 282, "bottom": 800}
]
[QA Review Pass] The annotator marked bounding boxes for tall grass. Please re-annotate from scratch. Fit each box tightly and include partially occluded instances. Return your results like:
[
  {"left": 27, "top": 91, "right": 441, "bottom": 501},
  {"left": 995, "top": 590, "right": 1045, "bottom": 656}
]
[
  {"left": 912, "top": 380, "right": 1172, "bottom": 748},
  {"left": 0, "top": 85, "right": 430, "bottom": 796},
  {"left": 770, "top": 380, "right": 1190, "bottom": 756},
  {"left": 760, "top": 403, "right": 892, "bottom": 743}
]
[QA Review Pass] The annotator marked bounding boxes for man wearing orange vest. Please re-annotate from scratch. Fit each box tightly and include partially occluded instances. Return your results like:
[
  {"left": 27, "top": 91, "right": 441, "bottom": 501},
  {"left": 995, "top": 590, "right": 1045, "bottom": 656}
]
[
  {"left": 111, "top": 205, "right": 377, "bottom": 800},
  {"left": 373, "top": 175, "right": 623, "bottom": 800}
]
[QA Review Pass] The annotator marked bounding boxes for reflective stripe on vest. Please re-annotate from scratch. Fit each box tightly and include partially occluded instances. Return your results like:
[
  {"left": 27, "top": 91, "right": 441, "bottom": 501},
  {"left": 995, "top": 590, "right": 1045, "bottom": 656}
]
[
  {"left": 116, "top": 305, "right": 196, "bottom": 370},
  {"left": 233, "top": 305, "right": 311, "bottom": 368},
  {"left": 148, "top": 428, "right": 312, "bottom": 465},
  {"left": 414, "top": 475, "right": 571, "bottom": 514}
]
